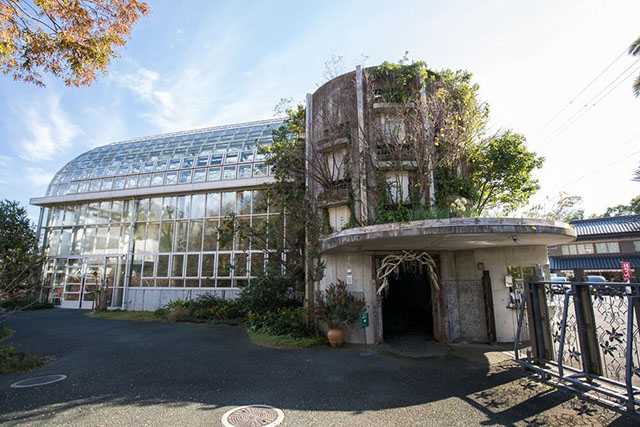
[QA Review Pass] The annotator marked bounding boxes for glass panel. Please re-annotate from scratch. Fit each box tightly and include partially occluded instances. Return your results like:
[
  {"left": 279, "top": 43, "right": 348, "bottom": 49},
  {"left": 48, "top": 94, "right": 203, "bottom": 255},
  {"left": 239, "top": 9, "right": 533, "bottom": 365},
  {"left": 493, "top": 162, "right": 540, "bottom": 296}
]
[
  {"left": 191, "top": 194, "right": 205, "bottom": 219},
  {"left": 203, "top": 219, "right": 218, "bottom": 251},
  {"left": 149, "top": 198, "right": 162, "bottom": 220},
  {"left": 98, "top": 201, "right": 110, "bottom": 223},
  {"left": 250, "top": 252, "right": 264, "bottom": 276},
  {"left": 58, "top": 229, "right": 72, "bottom": 256},
  {"left": 136, "top": 199, "right": 149, "bottom": 221},
  {"left": 83, "top": 227, "right": 96, "bottom": 254},
  {"left": 186, "top": 254, "right": 199, "bottom": 277},
  {"left": 157, "top": 255, "right": 169, "bottom": 277},
  {"left": 165, "top": 171, "right": 178, "bottom": 184},
  {"left": 207, "top": 167, "right": 221, "bottom": 181},
  {"left": 107, "top": 225, "right": 121, "bottom": 251},
  {"left": 201, "top": 253, "right": 214, "bottom": 278},
  {"left": 111, "top": 201, "right": 122, "bottom": 222},
  {"left": 253, "top": 190, "right": 267, "bottom": 214},
  {"left": 87, "top": 203, "right": 98, "bottom": 224},
  {"left": 237, "top": 191, "right": 251, "bottom": 215},
  {"left": 125, "top": 176, "right": 138, "bottom": 188},
  {"left": 607, "top": 242, "right": 619, "bottom": 253},
  {"left": 221, "top": 192, "right": 235, "bottom": 215},
  {"left": 178, "top": 170, "right": 192, "bottom": 184},
  {"left": 217, "top": 253, "right": 231, "bottom": 277},
  {"left": 138, "top": 174, "right": 151, "bottom": 187},
  {"left": 151, "top": 173, "right": 164, "bottom": 186},
  {"left": 159, "top": 223, "right": 174, "bottom": 252},
  {"left": 130, "top": 255, "right": 143, "bottom": 286},
  {"left": 223, "top": 166, "right": 236, "bottom": 179},
  {"left": 218, "top": 220, "right": 233, "bottom": 251},
  {"left": 134, "top": 223, "right": 146, "bottom": 253},
  {"left": 174, "top": 221, "right": 188, "bottom": 251},
  {"left": 193, "top": 168, "right": 206, "bottom": 182},
  {"left": 234, "top": 253, "right": 247, "bottom": 276},
  {"left": 146, "top": 223, "right": 160, "bottom": 253},
  {"left": 206, "top": 192, "right": 220, "bottom": 217},
  {"left": 171, "top": 254, "right": 184, "bottom": 277},
  {"left": 188, "top": 220, "right": 203, "bottom": 252},
  {"left": 114, "top": 177, "right": 126, "bottom": 189},
  {"left": 71, "top": 227, "right": 84, "bottom": 255},
  {"left": 254, "top": 163, "right": 267, "bottom": 177},
  {"left": 176, "top": 195, "right": 190, "bottom": 219},
  {"left": 142, "top": 255, "right": 155, "bottom": 277},
  {"left": 238, "top": 164, "right": 252, "bottom": 178},
  {"left": 123, "top": 200, "right": 132, "bottom": 222},
  {"left": 237, "top": 218, "right": 250, "bottom": 250}
]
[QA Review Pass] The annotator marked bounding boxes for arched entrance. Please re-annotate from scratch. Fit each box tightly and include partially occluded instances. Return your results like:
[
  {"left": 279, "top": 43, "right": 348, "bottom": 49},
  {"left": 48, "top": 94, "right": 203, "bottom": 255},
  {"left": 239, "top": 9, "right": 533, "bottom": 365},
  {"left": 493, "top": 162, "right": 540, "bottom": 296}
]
[{"left": 376, "top": 251, "right": 439, "bottom": 342}]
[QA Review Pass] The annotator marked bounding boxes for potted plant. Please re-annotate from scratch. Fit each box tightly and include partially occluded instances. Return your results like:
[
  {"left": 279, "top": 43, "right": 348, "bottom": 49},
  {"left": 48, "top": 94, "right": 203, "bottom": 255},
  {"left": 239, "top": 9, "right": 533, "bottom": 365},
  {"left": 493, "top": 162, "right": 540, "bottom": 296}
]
[{"left": 314, "top": 280, "right": 366, "bottom": 348}]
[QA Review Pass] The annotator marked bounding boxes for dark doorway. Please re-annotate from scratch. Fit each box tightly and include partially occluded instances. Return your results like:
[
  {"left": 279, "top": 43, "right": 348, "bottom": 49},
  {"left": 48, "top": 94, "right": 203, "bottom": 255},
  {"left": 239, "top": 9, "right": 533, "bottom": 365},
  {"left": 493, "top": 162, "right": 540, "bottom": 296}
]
[{"left": 382, "top": 262, "right": 433, "bottom": 340}]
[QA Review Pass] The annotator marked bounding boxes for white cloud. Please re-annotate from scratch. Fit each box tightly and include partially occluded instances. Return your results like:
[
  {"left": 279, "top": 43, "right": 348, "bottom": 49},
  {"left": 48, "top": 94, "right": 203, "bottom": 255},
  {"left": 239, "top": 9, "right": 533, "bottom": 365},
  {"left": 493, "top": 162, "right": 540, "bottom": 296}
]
[
  {"left": 0, "top": 155, "right": 10, "bottom": 166},
  {"left": 18, "top": 94, "right": 80, "bottom": 161},
  {"left": 26, "top": 167, "right": 54, "bottom": 186}
]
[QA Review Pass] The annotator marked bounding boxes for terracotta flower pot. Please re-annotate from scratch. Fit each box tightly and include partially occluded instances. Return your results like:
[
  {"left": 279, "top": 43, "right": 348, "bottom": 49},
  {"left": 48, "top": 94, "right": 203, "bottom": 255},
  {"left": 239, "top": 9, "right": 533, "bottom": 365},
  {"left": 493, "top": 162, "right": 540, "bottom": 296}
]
[{"left": 327, "top": 328, "right": 344, "bottom": 348}]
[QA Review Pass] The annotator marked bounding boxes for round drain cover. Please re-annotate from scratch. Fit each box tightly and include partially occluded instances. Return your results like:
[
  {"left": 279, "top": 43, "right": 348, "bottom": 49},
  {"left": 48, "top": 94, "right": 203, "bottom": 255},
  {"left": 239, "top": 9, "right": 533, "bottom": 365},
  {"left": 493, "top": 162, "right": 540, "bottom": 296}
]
[
  {"left": 10, "top": 374, "right": 67, "bottom": 388},
  {"left": 221, "top": 405, "right": 284, "bottom": 427}
]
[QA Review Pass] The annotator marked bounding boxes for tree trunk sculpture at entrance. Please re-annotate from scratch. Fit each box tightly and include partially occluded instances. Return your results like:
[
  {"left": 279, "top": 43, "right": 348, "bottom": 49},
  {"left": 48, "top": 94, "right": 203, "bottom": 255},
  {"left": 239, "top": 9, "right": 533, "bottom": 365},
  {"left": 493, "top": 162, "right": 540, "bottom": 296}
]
[{"left": 376, "top": 251, "right": 439, "bottom": 294}]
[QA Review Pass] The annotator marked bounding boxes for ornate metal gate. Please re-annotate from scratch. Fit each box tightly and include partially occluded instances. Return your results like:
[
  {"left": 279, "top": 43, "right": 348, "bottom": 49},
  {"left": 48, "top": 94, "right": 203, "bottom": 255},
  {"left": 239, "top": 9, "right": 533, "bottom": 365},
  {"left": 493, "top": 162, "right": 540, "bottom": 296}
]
[{"left": 514, "top": 279, "right": 640, "bottom": 416}]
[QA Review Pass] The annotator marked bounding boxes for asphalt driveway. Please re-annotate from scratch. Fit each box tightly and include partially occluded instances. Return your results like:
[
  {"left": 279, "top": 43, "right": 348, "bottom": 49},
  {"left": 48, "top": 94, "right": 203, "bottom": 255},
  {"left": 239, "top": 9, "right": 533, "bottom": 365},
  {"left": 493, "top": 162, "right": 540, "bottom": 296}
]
[{"left": 0, "top": 309, "right": 634, "bottom": 426}]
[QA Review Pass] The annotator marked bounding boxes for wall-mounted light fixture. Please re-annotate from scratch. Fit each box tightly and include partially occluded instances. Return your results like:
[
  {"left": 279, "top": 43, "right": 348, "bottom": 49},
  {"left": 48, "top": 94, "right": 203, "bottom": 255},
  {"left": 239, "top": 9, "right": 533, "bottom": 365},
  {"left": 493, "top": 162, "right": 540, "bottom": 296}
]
[
  {"left": 511, "top": 235, "right": 520, "bottom": 243},
  {"left": 477, "top": 262, "right": 485, "bottom": 271}
]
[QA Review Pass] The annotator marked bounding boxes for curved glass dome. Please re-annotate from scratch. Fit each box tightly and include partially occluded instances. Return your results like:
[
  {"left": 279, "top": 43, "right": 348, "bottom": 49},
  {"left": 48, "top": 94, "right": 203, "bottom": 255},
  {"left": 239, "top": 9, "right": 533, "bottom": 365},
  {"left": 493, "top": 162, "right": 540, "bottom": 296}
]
[{"left": 45, "top": 119, "right": 284, "bottom": 198}]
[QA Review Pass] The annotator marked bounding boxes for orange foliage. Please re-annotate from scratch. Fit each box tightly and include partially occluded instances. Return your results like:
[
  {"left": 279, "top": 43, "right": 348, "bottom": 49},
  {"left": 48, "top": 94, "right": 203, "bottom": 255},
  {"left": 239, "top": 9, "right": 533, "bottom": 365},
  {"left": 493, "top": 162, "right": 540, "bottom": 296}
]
[{"left": 0, "top": 0, "right": 149, "bottom": 86}]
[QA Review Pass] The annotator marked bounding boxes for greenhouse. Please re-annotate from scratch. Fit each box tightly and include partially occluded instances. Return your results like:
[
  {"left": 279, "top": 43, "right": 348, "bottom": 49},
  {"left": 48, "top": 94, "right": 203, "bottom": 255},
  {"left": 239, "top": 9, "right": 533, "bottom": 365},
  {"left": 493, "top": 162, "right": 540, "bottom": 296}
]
[{"left": 30, "top": 119, "right": 284, "bottom": 310}]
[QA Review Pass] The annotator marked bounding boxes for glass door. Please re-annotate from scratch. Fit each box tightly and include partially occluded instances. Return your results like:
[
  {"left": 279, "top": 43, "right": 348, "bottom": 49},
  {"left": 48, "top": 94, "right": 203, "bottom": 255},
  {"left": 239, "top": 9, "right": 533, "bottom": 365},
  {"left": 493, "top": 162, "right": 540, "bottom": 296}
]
[
  {"left": 61, "top": 258, "right": 84, "bottom": 308},
  {"left": 80, "top": 258, "right": 104, "bottom": 310}
]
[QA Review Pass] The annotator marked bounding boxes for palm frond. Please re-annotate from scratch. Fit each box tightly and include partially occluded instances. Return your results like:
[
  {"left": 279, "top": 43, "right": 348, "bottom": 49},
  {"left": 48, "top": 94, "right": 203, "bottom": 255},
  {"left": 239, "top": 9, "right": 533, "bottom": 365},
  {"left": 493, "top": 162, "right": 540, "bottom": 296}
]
[
  {"left": 634, "top": 74, "right": 640, "bottom": 97},
  {"left": 630, "top": 36, "right": 640, "bottom": 56}
]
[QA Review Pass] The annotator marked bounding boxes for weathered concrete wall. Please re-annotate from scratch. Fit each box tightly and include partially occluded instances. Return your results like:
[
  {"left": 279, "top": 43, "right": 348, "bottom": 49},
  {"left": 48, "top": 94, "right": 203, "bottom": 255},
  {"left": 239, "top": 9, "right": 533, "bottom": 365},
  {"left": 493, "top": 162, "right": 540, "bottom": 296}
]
[
  {"left": 473, "top": 245, "right": 549, "bottom": 343},
  {"left": 125, "top": 288, "right": 240, "bottom": 311},
  {"left": 319, "top": 252, "right": 376, "bottom": 344}
]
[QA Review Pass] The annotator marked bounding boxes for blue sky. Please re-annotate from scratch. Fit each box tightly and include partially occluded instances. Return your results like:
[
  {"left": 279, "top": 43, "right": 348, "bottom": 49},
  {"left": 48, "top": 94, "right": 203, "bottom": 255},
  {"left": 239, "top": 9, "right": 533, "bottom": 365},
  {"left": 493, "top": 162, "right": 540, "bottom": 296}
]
[{"left": 1, "top": 0, "right": 639, "bottom": 222}]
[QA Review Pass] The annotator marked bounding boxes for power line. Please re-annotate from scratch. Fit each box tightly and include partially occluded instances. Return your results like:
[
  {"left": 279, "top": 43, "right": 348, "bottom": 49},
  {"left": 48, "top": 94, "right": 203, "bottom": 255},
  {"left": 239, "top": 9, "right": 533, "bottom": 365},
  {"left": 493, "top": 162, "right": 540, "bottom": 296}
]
[
  {"left": 530, "top": 47, "right": 628, "bottom": 140},
  {"left": 536, "top": 58, "right": 640, "bottom": 148},
  {"left": 539, "top": 130, "right": 640, "bottom": 204},
  {"left": 559, "top": 146, "right": 640, "bottom": 190}
]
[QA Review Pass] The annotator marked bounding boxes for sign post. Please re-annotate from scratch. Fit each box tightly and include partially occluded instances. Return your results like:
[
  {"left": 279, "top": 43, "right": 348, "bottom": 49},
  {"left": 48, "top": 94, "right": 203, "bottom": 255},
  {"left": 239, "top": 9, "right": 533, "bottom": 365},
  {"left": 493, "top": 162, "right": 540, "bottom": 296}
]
[{"left": 360, "top": 312, "right": 373, "bottom": 357}]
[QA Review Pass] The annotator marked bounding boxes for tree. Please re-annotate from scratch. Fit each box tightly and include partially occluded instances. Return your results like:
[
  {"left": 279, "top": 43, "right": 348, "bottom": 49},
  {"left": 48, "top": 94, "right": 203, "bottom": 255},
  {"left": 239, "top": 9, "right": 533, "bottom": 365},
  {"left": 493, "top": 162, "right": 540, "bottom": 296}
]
[
  {"left": 599, "top": 195, "right": 640, "bottom": 217},
  {"left": 0, "top": 0, "right": 148, "bottom": 87},
  {"left": 0, "top": 200, "right": 43, "bottom": 307},
  {"left": 630, "top": 35, "right": 640, "bottom": 96},
  {"left": 469, "top": 131, "right": 544, "bottom": 214},
  {"left": 524, "top": 192, "right": 584, "bottom": 222}
]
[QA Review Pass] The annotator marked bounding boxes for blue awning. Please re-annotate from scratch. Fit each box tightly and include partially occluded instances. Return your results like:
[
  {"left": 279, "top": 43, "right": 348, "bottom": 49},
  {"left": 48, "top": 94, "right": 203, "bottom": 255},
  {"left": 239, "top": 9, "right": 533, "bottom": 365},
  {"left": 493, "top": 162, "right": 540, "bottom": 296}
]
[{"left": 549, "top": 254, "right": 640, "bottom": 271}]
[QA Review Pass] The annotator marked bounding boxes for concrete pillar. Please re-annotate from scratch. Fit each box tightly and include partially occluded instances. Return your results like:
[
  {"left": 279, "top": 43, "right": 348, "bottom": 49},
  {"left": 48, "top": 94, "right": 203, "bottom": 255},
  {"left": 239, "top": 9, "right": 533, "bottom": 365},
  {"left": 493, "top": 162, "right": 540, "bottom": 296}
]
[{"left": 354, "top": 65, "right": 368, "bottom": 223}]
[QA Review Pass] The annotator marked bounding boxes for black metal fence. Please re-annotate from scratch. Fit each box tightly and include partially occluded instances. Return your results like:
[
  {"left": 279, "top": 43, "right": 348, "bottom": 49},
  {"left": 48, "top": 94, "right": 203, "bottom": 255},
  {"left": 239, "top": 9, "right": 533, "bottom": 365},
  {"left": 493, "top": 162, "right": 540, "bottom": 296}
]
[{"left": 514, "top": 279, "right": 640, "bottom": 416}]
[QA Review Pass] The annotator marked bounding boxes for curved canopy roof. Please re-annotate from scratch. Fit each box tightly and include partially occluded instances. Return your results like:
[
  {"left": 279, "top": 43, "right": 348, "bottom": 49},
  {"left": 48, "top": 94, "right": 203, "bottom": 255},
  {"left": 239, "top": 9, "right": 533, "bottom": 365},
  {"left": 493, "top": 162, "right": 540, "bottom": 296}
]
[{"left": 45, "top": 118, "right": 284, "bottom": 198}]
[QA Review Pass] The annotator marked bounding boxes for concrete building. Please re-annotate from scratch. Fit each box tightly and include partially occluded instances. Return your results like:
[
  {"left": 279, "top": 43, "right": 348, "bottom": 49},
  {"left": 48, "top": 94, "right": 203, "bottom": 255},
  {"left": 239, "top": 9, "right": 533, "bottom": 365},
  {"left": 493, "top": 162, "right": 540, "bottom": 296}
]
[{"left": 307, "top": 67, "right": 576, "bottom": 344}]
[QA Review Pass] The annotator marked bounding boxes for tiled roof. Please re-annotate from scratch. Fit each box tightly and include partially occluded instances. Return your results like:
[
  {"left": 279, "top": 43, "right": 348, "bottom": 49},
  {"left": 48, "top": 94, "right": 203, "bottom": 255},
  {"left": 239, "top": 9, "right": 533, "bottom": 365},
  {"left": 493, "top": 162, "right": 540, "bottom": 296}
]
[
  {"left": 570, "top": 215, "right": 640, "bottom": 239},
  {"left": 549, "top": 254, "right": 640, "bottom": 270}
]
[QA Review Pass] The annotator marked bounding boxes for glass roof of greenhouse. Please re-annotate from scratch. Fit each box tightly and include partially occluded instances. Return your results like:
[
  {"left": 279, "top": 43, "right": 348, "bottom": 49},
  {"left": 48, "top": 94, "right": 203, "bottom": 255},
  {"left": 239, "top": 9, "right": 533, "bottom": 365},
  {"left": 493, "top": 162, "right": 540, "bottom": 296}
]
[{"left": 45, "top": 118, "right": 284, "bottom": 198}]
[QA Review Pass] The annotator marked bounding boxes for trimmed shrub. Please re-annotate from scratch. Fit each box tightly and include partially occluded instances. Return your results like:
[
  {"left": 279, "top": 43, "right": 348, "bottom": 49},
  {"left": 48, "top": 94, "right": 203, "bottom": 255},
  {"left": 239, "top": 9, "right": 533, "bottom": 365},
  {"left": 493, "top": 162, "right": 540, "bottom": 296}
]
[{"left": 248, "top": 307, "right": 319, "bottom": 338}]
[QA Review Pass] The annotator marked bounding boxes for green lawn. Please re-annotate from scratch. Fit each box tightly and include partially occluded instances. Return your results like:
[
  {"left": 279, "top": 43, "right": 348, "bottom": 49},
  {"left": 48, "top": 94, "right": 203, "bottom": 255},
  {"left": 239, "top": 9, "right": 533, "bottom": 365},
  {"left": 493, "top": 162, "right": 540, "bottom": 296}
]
[
  {"left": 86, "top": 310, "right": 164, "bottom": 322},
  {"left": 247, "top": 330, "right": 328, "bottom": 349}
]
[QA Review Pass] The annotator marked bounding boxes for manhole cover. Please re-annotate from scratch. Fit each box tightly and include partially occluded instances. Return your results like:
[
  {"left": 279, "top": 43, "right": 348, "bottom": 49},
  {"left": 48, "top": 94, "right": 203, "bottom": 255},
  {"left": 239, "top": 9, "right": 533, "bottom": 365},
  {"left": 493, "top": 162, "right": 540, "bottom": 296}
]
[
  {"left": 221, "top": 405, "right": 284, "bottom": 427},
  {"left": 10, "top": 375, "right": 67, "bottom": 388}
]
